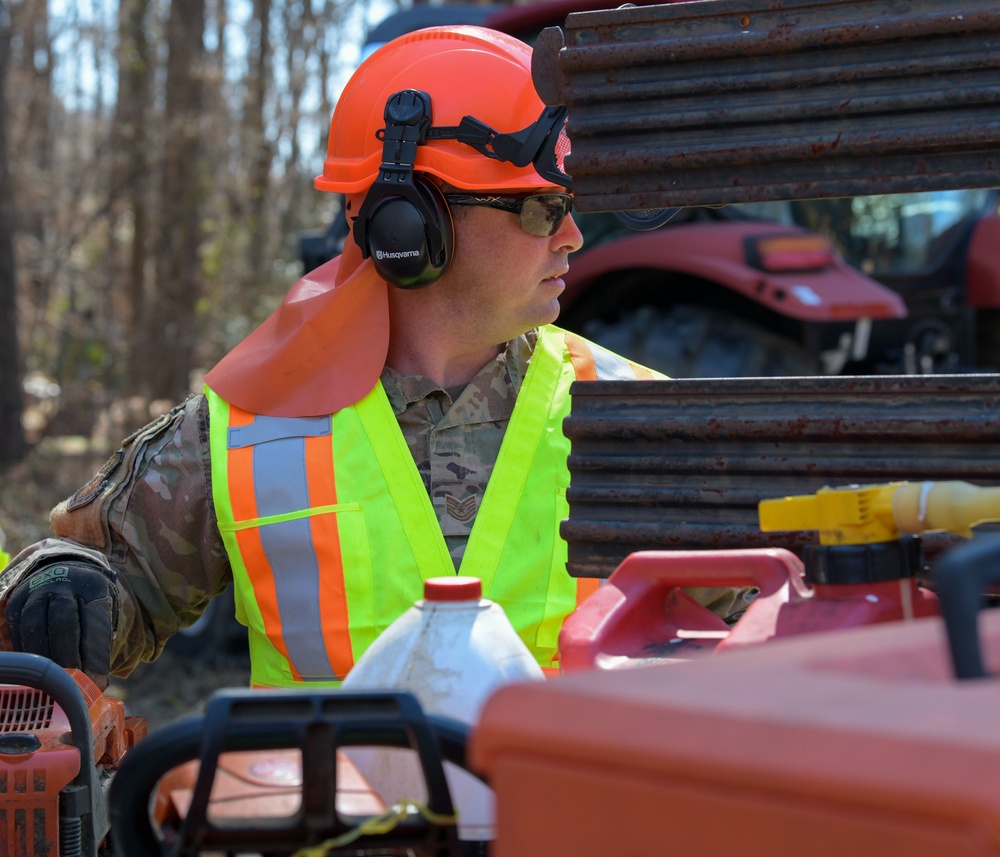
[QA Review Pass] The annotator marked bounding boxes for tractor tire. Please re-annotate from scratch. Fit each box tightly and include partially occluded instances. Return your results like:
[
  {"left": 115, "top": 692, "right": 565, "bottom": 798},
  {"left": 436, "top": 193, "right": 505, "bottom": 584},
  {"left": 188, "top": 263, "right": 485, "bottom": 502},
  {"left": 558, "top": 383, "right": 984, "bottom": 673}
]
[
  {"left": 580, "top": 304, "right": 820, "bottom": 378},
  {"left": 163, "top": 583, "right": 247, "bottom": 663}
]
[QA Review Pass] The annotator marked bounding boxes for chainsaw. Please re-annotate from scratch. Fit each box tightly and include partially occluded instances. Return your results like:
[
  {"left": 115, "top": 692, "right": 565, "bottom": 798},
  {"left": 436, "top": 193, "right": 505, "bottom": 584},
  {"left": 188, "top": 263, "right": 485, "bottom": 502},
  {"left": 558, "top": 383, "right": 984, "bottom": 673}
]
[
  {"left": 0, "top": 651, "right": 147, "bottom": 857},
  {"left": 0, "top": 649, "right": 473, "bottom": 857}
]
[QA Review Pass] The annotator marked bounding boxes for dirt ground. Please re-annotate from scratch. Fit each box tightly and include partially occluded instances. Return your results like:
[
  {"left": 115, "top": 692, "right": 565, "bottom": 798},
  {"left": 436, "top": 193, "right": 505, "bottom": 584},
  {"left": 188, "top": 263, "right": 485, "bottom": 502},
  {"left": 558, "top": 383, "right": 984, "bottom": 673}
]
[
  {"left": 1, "top": 436, "right": 252, "bottom": 733},
  {"left": 108, "top": 647, "right": 252, "bottom": 732}
]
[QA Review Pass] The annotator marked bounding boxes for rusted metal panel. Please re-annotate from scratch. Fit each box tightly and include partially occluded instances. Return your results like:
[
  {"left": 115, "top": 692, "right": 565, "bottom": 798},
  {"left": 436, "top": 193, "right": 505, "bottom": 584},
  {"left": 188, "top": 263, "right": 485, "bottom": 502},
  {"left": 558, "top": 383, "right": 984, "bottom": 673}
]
[
  {"left": 532, "top": 0, "right": 1000, "bottom": 210},
  {"left": 562, "top": 374, "right": 1000, "bottom": 578}
]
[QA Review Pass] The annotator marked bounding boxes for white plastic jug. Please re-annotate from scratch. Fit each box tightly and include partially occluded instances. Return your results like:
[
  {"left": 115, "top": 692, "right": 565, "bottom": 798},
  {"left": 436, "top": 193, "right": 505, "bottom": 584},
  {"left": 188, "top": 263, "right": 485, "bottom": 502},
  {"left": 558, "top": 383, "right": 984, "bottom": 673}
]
[{"left": 341, "top": 575, "right": 544, "bottom": 841}]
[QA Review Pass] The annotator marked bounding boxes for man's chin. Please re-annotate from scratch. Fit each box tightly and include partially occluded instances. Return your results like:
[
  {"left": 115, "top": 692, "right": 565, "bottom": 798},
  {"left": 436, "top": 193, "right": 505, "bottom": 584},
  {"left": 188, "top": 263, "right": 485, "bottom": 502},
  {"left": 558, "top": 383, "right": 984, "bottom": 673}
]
[{"left": 541, "top": 301, "right": 562, "bottom": 327}]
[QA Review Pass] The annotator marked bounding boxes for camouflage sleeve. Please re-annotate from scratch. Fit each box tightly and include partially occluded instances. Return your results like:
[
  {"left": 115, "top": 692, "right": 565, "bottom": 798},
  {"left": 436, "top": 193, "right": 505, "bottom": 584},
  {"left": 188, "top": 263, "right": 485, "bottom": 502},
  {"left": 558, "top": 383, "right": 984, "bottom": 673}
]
[{"left": 0, "top": 395, "right": 230, "bottom": 677}]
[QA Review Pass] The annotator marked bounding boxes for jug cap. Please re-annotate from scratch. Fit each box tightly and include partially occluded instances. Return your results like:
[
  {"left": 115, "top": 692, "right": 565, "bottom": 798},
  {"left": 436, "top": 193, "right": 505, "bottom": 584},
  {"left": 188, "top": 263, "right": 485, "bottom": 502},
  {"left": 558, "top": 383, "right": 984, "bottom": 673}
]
[{"left": 424, "top": 576, "right": 482, "bottom": 602}]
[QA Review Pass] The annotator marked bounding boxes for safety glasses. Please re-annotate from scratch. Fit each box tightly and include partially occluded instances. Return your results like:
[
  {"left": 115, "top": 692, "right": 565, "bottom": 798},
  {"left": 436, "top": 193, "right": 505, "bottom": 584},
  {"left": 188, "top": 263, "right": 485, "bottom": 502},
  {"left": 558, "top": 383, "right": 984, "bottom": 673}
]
[{"left": 444, "top": 192, "right": 574, "bottom": 237}]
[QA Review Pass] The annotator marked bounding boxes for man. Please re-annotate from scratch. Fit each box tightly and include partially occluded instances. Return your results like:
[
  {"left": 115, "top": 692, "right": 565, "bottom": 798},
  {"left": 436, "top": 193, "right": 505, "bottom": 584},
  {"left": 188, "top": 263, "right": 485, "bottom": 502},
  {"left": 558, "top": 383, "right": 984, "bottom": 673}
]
[{"left": 0, "top": 26, "right": 753, "bottom": 690}]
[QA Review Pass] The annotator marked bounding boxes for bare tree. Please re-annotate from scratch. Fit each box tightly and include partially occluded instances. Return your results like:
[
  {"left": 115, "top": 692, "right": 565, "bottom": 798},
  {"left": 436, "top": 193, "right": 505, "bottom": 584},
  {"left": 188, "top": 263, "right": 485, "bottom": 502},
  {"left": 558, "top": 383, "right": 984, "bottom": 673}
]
[
  {"left": 138, "top": 0, "right": 208, "bottom": 401},
  {"left": 243, "top": 0, "right": 274, "bottom": 288},
  {"left": 115, "top": 0, "right": 153, "bottom": 400},
  {"left": 2, "top": 0, "right": 382, "bottom": 431},
  {"left": 8, "top": 0, "right": 53, "bottom": 370},
  {"left": 0, "top": 0, "right": 26, "bottom": 465}
]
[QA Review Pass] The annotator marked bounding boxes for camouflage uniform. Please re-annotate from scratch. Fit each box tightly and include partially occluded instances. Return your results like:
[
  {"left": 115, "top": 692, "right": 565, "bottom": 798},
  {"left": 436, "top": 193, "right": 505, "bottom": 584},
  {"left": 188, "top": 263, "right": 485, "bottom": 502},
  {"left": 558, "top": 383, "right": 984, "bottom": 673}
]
[
  {"left": 0, "top": 331, "right": 754, "bottom": 677},
  {"left": 386, "top": 330, "right": 534, "bottom": 569}
]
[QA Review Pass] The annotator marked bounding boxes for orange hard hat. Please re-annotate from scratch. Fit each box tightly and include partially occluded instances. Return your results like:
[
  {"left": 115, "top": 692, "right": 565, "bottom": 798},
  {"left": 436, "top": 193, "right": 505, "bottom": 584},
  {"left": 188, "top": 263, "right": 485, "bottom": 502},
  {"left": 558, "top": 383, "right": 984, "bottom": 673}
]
[{"left": 315, "top": 25, "right": 571, "bottom": 194}]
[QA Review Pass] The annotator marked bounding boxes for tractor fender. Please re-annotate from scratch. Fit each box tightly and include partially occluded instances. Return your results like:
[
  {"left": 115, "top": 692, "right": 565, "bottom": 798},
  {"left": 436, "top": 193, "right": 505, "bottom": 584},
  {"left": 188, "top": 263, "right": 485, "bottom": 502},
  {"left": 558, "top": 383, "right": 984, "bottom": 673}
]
[
  {"left": 966, "top": 213, "right": 1000, "bottom": 309},
  {"left": 563, "top": 220, "right": 907, "bottom": 323}
]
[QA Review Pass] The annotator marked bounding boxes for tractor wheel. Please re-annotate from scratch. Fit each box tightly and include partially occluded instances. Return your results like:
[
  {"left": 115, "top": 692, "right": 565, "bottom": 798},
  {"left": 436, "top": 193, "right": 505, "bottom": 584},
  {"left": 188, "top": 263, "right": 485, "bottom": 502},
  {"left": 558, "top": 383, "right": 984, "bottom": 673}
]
[
  {"left": 580, "top": 304, "right": 819, "bottom": 378},
  {"left": 164, "top": 583, "right": 246, "bottom": 662}
]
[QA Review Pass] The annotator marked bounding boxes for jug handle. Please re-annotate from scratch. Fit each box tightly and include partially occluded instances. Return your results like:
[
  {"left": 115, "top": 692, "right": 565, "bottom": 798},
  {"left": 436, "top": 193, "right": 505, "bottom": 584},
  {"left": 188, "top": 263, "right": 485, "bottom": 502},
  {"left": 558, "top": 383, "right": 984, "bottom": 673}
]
[{"left": 933, "top": 533, "right": 1000, "bottom": 680}]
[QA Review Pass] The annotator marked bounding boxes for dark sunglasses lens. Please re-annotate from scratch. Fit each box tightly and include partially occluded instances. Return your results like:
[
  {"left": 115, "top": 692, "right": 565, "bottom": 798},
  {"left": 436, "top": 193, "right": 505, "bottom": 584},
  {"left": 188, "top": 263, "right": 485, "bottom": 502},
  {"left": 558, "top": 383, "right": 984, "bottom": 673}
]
[{"left": 520, "top": 195, "right": 572, "bottom": 236}]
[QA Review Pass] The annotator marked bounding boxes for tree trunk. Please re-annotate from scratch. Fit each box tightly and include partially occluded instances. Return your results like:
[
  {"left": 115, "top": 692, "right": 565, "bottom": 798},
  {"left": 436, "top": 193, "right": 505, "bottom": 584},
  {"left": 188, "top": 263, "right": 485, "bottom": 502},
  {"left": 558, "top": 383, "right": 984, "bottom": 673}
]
[
  {"left": 9, "top": 0, "right": 53, "bottom": 370},
  {"left": 244, "top": 0, "right": 273, "bottom": 288},
  {"left": 0, "top": 0, "right": 26, "bottom": 465},
  {"left": 115, "top": 0, "right": 152, "bottom": 399},
  {"left": 140, "top": 0, "right": 207, "bottom": 401}
]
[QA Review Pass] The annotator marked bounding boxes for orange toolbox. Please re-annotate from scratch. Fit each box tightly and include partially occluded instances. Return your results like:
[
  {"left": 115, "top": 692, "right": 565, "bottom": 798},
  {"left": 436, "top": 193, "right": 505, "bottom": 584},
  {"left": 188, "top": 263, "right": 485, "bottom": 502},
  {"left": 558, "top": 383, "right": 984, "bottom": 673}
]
[{"left": 471, "top": 535, "right": 1000, "bottom": 857}]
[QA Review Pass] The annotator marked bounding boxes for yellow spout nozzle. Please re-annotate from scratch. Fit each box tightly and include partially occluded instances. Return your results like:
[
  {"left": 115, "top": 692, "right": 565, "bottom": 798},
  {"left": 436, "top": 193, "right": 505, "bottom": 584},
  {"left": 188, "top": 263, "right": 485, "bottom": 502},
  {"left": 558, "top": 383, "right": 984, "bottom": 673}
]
[
  {"left": 758, "top": 481, "right": 1000, "bottom": 545},
  {"left": 892, "top": 481, "right": 1000, "bottom": 538},
  {"left": 759, "top": 483, "right": 899, "bottom": 545}
]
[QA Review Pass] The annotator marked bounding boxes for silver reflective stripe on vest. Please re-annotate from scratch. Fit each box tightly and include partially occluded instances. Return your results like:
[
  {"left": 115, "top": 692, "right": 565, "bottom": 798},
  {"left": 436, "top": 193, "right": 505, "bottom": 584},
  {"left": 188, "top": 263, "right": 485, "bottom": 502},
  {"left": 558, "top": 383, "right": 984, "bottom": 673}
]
[
  {"left": 229, "top": 416, "right": 331, "bottom": 448},
  {"left": 591, "top": 343, "right": 640, "bottom": 380},
  {"left": 231, "top": 414, "right": 338, "bottom": 681}
]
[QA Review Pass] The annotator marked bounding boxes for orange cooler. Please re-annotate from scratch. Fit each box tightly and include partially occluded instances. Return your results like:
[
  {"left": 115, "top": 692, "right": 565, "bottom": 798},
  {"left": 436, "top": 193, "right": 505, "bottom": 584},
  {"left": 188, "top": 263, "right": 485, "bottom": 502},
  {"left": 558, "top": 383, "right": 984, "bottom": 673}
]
[{"left": 471, "top": 609, "right": 1000, "bottom": 857}]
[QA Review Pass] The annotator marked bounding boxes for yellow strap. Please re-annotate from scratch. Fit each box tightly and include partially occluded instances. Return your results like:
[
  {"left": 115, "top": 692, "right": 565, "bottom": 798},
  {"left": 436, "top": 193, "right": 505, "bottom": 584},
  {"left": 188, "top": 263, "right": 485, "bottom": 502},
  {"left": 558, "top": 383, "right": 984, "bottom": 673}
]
[
  {"left": 0, "top": 524, "right": 10, "bottom": 569},
  {"left": 353, "top": 382, "right": 455, "bottom": 576},
  {"left": 290, "top": 800, "right": 458, "bottom": 857}
]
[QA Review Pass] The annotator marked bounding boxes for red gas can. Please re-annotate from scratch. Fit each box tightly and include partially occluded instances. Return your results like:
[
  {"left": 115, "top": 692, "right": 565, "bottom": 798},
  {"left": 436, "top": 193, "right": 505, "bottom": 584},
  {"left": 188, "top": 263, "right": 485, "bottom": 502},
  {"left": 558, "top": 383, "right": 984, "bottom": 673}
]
[
  {"left": 559, "top": 539, "right": 940, "bottom": 671},
  {"left": 722, "top": 535, "right": 940, "bottom": 652},
  {"left": 558, "top": 548, "right": 809, "bottom": 672}
]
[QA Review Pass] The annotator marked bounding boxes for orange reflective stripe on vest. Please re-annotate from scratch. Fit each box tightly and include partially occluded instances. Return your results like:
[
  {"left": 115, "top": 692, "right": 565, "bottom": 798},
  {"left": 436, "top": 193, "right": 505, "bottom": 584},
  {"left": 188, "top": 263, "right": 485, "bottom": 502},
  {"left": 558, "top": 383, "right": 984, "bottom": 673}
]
[
  {"left": 213, "top": 406, "right": 355, "bottom": 682},
  {"left": 564, "top": 330, "right": 659, "bottom": 381}
]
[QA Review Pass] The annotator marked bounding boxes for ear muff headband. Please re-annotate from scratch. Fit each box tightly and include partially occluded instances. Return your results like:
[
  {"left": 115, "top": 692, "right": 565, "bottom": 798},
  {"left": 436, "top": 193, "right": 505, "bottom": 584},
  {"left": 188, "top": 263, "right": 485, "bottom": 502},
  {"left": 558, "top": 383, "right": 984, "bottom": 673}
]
[{"left": 353, "top": 90, "right": 454, "bottom": 289}]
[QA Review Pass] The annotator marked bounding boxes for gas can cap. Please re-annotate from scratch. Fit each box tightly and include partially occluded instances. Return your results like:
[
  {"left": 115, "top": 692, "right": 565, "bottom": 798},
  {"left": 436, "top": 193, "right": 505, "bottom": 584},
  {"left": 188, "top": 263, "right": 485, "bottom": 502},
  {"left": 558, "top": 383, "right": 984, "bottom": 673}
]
[{"left": 424, "top": 576, "right": 482, "bottom": 601}]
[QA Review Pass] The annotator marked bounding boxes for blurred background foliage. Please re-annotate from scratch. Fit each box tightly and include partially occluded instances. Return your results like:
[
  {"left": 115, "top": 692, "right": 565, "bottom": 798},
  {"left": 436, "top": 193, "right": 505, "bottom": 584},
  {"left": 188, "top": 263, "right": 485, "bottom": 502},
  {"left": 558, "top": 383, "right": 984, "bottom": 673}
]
[
  {"left": 0, "top": 0, "right": 510, "bottom": 552},
  {"left": 0, "top": 0, "right": 418, "bottom": 449}
]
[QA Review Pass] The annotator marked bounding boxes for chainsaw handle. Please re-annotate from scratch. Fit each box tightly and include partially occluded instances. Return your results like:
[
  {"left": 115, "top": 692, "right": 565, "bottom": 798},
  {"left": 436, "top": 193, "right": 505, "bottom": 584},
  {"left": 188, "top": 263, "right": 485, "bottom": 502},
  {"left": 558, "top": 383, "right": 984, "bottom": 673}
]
[
  {"left": 0, "top": 652, "right": 102, "bottom": 857},
  {"left": 108, "top": 713, "right": 204, "bottom": 856},
  {"left": 109, "top": 688, "right": 474, "bottom": 857},
  {"left": 933, "top": 533, "right": 1000, "bottom": 680},
  {"left": 0, "top": 652, "right": 95, "bottom": 761}
]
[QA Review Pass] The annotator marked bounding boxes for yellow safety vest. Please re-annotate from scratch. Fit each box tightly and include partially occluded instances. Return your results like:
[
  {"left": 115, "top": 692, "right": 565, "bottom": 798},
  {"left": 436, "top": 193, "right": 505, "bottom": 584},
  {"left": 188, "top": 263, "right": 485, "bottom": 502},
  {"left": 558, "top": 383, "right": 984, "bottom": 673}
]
[{"left": 206, "top": 325, "right": 657, "bottom": 687}]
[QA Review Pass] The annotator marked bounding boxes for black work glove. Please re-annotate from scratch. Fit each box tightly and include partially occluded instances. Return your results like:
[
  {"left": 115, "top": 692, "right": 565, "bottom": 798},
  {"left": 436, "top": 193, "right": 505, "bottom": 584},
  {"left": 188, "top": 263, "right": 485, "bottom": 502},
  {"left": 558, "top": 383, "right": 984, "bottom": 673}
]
[{"left": 5, "top": 561, "right": 117, "bottom": 689}]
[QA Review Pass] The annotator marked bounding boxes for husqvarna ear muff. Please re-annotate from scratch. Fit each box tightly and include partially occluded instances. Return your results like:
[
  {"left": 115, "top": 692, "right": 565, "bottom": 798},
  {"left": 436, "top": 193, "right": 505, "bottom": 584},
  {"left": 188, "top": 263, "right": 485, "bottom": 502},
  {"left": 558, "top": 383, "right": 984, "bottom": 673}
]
[{"left": 353, "top": 90, "right": 454, "bottom": 289}]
